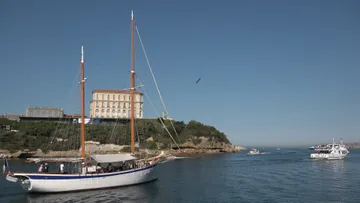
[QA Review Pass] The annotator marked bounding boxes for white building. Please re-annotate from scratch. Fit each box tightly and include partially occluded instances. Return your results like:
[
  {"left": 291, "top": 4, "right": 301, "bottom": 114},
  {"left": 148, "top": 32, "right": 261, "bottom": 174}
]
[{"left": 89, "top": 89, "right": 144, "bottom": 119}]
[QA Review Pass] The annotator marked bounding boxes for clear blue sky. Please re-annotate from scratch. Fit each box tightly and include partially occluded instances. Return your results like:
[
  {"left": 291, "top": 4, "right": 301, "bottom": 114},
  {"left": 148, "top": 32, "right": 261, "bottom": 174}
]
[{"left": 1, "top": 0, "right": 359, "bottom": 147}]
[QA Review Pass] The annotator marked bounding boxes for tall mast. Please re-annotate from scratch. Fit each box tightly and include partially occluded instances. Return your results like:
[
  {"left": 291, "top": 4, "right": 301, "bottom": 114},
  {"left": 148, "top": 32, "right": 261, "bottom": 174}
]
[
  {"left": 80, "top": 45, "right": 86, "bottom": 159},
  {"left": 130, "top": 10, "right": 135, "bottom": 154}
]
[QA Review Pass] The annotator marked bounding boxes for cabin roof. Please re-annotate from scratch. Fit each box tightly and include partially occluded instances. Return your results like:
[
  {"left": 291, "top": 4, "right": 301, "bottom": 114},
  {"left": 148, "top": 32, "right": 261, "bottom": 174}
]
[
  {"left": 26, "top": 157, "right": 83, "bottom": 163},
  {"left": 90, "top": 153, "right": 137, "bottom": 163}
]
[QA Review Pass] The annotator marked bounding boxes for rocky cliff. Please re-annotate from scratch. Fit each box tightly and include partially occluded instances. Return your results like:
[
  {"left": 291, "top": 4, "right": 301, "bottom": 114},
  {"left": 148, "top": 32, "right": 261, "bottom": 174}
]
[
  {"left": 0, "top": 138, "right": 246, "bottom": 159},
  {"left": 176, "top": 136, "right": 246, "bottom": 154}
]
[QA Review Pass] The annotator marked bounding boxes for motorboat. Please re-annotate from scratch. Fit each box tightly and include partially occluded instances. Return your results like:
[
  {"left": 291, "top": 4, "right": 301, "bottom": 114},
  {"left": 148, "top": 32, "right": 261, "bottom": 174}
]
[
  {"left": 308, "top": 146, "right": 315, "bottom": 150},
  {"left": 248, "top": 148, "right": 261, "bottom": 155},
  {"left": 310, "top": 139, "right": 349, "bottom": 160}
]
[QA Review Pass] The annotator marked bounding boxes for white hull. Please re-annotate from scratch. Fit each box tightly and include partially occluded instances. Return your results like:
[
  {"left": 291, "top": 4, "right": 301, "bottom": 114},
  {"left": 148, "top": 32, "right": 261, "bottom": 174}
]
[
  {"left": 310, "top": 153, "right": 347, "bottom": 160},
  {"left": 248, "top": 149, "right": 261, "bottom": 155},
  {"left": 7, "top": 164, "right": 157, "bottom": 193},
  {"left": 310, "top": 139, "right": 349, "bottom": 160},
  {"left": 248, "top": 152, "right": 260, "bottom": 155}
]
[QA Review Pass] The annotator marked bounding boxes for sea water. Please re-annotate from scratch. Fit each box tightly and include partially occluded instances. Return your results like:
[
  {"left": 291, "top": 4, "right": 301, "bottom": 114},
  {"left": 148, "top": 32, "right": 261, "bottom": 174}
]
[{"left": 1, "top": 148, "right": 359, "bottom": 203}]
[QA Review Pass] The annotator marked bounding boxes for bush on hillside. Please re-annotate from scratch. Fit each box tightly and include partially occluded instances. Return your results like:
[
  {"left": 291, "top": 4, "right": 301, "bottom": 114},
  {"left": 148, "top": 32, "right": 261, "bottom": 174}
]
[{"left": 0, "top": 118, "right": 230, "bottom": 152}]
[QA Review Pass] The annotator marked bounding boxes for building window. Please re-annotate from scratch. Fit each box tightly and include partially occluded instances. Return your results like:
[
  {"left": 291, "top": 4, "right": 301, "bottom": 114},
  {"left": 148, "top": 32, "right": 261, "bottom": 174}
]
[
  {"left": 123, "top": 95, "right": 125, "bottom": 101},
  {"left": 96, "top": 94, "right": 98, "bottom": 100},
  {"left": 139, "top": 111, "right": 142, "bottom": 118},
  {"left": 113, "top": 95, "right": 115, "bottom": 100},
  {"left": 100, "top": 109, "right": 104, "bottom": 117},
  {"left": 106, "top": 109, "right": 110, "bottom": 117},
  {"left": 96, "top": 102, "right": 98, "bottom": 107},
  {"left": 122, "top": 110, "right": 126, "bottom": 118},
  {"left": 113, "top": 102, "right": 115, "bottom": 108},
  {"left": 107, "top": 95, "right": 110, "bottom": 100},
  {"left": 123, "top": 103, "right": 126, "bottom": 108},
  {"left": 117, "top": 110, "right": 121, "bottom": 118},
  {"left": 118, "top": 95, "right": 120, "bottom": 101},
  {"left": 102, "top": 94, "right": 104, "bottom": 100},
  {"left": 128, "top": 96, "right": 130, "bottom": 101},
  {"left": 112, "top": 109, "right": 116, "bottom": 117},
  {"left": 95, "top": 109, "right": 99, "bottom": 117}
]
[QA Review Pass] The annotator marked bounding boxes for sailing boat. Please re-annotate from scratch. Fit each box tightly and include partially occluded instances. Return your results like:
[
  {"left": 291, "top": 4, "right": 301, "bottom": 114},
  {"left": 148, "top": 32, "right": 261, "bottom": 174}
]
[{"left": 5, "top": 10, "right": 166, "bottom": 193}]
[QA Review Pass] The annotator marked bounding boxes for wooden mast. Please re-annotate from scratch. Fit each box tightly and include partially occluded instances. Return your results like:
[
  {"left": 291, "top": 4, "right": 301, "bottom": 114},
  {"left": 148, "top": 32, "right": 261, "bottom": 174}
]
[
  {"left": 130, "top": 10, "right": 135, "bottom": 154},
  {"left": 80, "top": 45, "right": 86, "bottom": 159}
]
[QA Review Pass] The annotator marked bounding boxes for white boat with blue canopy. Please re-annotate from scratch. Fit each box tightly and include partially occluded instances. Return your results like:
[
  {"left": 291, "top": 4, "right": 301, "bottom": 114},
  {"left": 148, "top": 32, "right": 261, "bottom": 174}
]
[{"left": 4, "top": 10, "right": 179, "bottom": 193}]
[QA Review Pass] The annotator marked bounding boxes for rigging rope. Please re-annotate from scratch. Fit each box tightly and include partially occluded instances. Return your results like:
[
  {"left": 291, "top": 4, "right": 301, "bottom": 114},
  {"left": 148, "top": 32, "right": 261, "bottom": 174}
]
[
  {"left": 42, "top": 67, "right": 81, "bottom": 153},
  {"left": 135, "top": 25, "right": 181, "bottom": 144},
  {"left": 135, "top": 75, "right": 181, "bottom": 150}
]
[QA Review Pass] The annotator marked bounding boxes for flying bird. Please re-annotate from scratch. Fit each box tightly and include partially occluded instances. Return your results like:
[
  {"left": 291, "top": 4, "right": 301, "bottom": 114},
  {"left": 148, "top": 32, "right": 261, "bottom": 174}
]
[{"left": 195, "top": 78, "right": 201, "bottom": 84}]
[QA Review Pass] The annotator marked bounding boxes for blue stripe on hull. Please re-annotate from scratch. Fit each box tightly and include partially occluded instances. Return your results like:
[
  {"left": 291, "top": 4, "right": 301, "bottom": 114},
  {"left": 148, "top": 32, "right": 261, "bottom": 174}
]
[
  {"left": 29, "top": 178, "right": 159, "bottom": 194},
  {"left": 26, "top": 164, "right": 156, "bottom": 180}
]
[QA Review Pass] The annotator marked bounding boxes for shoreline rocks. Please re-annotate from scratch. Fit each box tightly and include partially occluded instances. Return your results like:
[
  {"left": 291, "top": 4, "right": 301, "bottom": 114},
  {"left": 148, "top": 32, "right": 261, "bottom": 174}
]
[
  {"left": 0, "top": 140, "right": 246, "bottom": 159},
  {"left": 0, "top": 149, "right": 12, "bottom": 158}
]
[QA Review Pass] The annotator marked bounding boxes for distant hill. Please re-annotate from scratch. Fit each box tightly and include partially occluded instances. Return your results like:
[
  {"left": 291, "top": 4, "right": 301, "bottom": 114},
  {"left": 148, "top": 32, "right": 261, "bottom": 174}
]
[
  {"left": 347, "top": 142, "right": 360, "bottom": 149},
  {"left": 0, "top": 118, "right": 231, "bottom": 153}
]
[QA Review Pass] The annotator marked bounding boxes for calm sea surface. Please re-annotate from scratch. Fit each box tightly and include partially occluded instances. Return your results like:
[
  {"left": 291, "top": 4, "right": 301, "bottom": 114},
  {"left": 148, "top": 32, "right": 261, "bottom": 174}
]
[{"left": 1, "top": 148, "right": 359, "bottom": 203}]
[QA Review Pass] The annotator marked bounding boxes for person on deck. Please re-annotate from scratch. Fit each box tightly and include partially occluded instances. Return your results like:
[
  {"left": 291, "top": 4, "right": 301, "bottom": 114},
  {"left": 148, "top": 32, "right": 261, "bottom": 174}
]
[
  {"left": 59, "top": 163, "right": 65, "bottom": 173},
  {"left": 106, "top": 163, "right": 113, "bottom": 173},
  {"left": 43, "top": 163, "right": 49, "bottom": 172},
  {"left": 38, "top": 164, "right": 44, "bottom": 172},
  {"left": 96, "top": 163, "right": 103, "bottom": 173}
]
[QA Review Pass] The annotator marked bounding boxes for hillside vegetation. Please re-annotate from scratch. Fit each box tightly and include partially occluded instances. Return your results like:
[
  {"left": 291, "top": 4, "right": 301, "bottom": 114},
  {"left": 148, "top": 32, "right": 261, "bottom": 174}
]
[{"left": 0, "top": 118, "right": 230, "bottom": 153}]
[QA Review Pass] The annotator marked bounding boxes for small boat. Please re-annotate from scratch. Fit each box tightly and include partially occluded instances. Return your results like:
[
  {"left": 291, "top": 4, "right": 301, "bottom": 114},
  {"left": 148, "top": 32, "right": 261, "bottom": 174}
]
[
  {"left": 310, "top": 138, "right": 349, "bottom": 160},
  {"left": 248, "top": 148, "right": 261, "bottom": 155}
]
